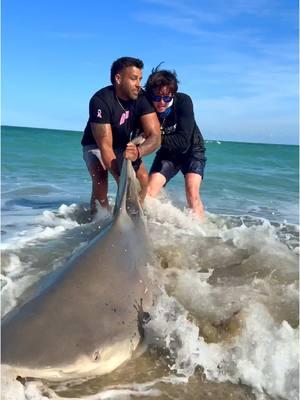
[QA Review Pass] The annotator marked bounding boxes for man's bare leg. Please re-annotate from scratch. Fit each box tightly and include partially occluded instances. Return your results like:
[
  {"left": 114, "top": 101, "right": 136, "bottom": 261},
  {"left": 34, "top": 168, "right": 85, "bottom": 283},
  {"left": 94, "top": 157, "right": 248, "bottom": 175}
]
[
  {"left": 88, "top": 162, "right": 109, "bottom": 214},
  {"left": 135, "top": 162, "right": 149, "bottom": 204},
  {"left": 184, "top": 173, "right": 205, "bottom": 220},
  {"left": 147, "top": 172, "right": 167, "bottom": 197}
]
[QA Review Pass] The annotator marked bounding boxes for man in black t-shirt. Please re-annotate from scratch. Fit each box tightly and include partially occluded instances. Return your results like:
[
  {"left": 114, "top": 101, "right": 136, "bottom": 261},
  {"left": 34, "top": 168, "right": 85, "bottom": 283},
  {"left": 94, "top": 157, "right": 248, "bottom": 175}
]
[
  {"left": 82, "top": 57, "right": 161, "bottom": 214},
  {"left": 145, "top": 68, "right": 206, "bottom": 220}
]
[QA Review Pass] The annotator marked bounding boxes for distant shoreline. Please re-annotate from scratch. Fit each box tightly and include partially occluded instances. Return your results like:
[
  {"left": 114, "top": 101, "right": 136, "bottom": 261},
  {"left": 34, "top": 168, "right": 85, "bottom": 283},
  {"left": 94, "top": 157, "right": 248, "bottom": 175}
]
[{"left": 1, "top": 125, "right": 298, "bottom": 147}]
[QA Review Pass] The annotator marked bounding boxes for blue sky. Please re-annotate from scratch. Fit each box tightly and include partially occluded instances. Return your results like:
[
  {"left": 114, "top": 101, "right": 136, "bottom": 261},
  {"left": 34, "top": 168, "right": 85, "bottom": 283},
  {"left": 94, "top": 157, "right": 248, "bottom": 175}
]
[{"left": 2, "top": 0, "right": 299, "bottom": 144}]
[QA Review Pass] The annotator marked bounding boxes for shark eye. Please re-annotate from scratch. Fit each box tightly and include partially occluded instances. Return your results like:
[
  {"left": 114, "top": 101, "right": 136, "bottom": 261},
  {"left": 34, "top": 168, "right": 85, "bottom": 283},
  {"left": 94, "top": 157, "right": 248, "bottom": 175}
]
[{"left": 93, "top": 350, "right": 100, "bottom": 361}]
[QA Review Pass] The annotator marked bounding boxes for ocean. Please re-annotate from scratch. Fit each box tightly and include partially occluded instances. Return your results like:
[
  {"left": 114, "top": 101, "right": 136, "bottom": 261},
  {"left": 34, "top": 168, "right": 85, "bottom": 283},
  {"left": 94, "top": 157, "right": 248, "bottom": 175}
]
[{"left": 1, "top": 125, "right": 299, "bottom": 400}]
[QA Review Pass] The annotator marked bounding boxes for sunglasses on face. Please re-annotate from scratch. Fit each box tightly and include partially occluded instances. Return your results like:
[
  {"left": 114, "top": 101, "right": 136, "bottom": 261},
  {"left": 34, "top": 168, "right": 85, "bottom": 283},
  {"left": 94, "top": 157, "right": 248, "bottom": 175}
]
[{"left": 151, "top": 95, "right": 173, "bottom": 103}]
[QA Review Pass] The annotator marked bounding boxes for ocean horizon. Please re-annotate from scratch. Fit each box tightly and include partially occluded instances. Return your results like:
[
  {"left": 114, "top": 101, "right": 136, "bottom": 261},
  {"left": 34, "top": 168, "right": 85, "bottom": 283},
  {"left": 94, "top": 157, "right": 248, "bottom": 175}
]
[{"left": 2, "top": 124, "right": 298, "bottom": 146}]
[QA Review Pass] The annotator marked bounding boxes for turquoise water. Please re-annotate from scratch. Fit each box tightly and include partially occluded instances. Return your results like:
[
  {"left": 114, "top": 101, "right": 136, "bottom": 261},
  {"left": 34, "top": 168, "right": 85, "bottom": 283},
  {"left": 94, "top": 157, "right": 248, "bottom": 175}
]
[
  {"left": 1, "top": 126, "right": 299, "bottom": 400},
  {"left": 2, "top": 125, "right": 299, "bottom": 224}
]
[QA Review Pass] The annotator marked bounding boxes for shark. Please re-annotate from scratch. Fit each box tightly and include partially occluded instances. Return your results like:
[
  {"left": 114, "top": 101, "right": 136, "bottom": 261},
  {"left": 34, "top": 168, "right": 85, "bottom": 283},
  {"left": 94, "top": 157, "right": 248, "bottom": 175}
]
[{"left": 1, "top": 158, "right": 154, "bottom": 380}]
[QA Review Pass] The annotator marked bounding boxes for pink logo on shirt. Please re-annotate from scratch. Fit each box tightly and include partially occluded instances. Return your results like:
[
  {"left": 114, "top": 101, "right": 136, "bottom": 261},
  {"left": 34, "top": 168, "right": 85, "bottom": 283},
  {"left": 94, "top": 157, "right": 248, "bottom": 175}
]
[
  {"left": 97, "top": 109, "right": 102, "bottom": 118},
  {"left": 119, "top": 111, "right": 129, "bottom": 125}
]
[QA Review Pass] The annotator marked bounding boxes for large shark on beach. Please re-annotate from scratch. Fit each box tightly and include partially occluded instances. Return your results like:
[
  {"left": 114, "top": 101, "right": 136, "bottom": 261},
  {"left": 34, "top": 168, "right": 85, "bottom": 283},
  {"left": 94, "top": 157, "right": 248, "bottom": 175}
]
[{"left": 1, "top": 159, "right": 154, "bottom": 380}]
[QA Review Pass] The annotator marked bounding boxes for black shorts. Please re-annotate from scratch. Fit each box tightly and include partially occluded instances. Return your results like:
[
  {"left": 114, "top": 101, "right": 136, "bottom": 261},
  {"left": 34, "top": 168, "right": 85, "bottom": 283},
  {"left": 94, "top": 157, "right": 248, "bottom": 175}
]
[{"left": 150, "top": 150, "right": 206, "bottom": 183}]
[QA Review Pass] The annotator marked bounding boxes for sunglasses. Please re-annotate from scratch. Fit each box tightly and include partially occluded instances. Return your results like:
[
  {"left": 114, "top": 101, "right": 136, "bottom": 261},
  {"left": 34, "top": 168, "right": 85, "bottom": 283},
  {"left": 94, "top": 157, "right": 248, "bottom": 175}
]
[{"left": 151, "top": 95, "right": 173, "bottom": 103}]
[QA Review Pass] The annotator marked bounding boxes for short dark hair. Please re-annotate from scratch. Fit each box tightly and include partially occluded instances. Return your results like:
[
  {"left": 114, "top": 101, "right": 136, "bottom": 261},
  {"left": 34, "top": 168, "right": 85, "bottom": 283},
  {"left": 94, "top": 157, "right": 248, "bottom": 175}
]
[
  {"left": 110, "top": 57, "right": 144, "bottom": 84},
  {"left": 145, "top": 63, "right": 179, "bottom": 95}
]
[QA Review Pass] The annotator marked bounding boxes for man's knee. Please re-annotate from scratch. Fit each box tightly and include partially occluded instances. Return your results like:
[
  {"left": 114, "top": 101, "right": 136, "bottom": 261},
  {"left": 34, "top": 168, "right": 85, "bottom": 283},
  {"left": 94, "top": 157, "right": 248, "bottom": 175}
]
[
  {"left": 90, "top": 165, "right": 107, "bottom": 182},
  {"left": 136, "top": 166, "right": 149, "bottom": 187},
  {"left": 138, "top": 171, "right": 148, "bottom": 183}
]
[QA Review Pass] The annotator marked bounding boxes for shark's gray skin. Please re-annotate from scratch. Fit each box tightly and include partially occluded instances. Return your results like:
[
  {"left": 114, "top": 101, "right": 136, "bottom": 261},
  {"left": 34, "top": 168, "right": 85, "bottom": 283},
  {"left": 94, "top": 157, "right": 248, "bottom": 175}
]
[{"left": 1, "top": 159, "right": 153, "bottom": 380}]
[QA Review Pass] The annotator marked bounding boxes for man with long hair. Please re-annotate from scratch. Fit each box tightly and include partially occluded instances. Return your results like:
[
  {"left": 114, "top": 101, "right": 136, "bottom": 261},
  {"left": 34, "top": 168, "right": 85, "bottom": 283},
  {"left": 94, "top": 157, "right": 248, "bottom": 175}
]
[{"left": 145, "top": 67, "right": 206, "bottom": 220}]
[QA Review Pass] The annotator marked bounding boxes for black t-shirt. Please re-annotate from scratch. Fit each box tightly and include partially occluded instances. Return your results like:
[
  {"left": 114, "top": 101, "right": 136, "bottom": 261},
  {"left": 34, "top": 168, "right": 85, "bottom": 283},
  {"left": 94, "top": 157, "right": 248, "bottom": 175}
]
[
  {"left": 158, "top": 92, "right": 206, "bottom": 161},
  {"left": 81, "top": 86, "right": 155, "bottom": 150}
]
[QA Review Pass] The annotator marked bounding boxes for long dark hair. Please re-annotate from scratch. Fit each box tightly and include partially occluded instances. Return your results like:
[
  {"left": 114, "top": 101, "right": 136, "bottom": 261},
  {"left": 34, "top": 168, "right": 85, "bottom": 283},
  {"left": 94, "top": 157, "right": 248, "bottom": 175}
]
[{"left": 145, "top": 63, "right": 179, "bottom": 95}]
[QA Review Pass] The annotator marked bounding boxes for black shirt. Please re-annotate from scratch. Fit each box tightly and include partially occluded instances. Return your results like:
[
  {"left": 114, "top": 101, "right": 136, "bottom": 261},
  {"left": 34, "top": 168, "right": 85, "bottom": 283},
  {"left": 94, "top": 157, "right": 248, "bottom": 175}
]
[
  {"left": 158, "top": 92, "right": 206, "bottom": 161},
  {"left": 81, "top": 86, "right": 155, "bottom": 150}
]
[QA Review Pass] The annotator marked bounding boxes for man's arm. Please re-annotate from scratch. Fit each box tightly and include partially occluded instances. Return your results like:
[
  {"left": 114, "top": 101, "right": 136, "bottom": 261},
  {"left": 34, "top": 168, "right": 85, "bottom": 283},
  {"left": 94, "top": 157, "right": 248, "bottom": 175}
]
[
  {"left": 124, "top": 112, "right": 161, "bottom": 161},
  {"left": 91, "top": 123, "right": 120, "bottom": 182}
]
